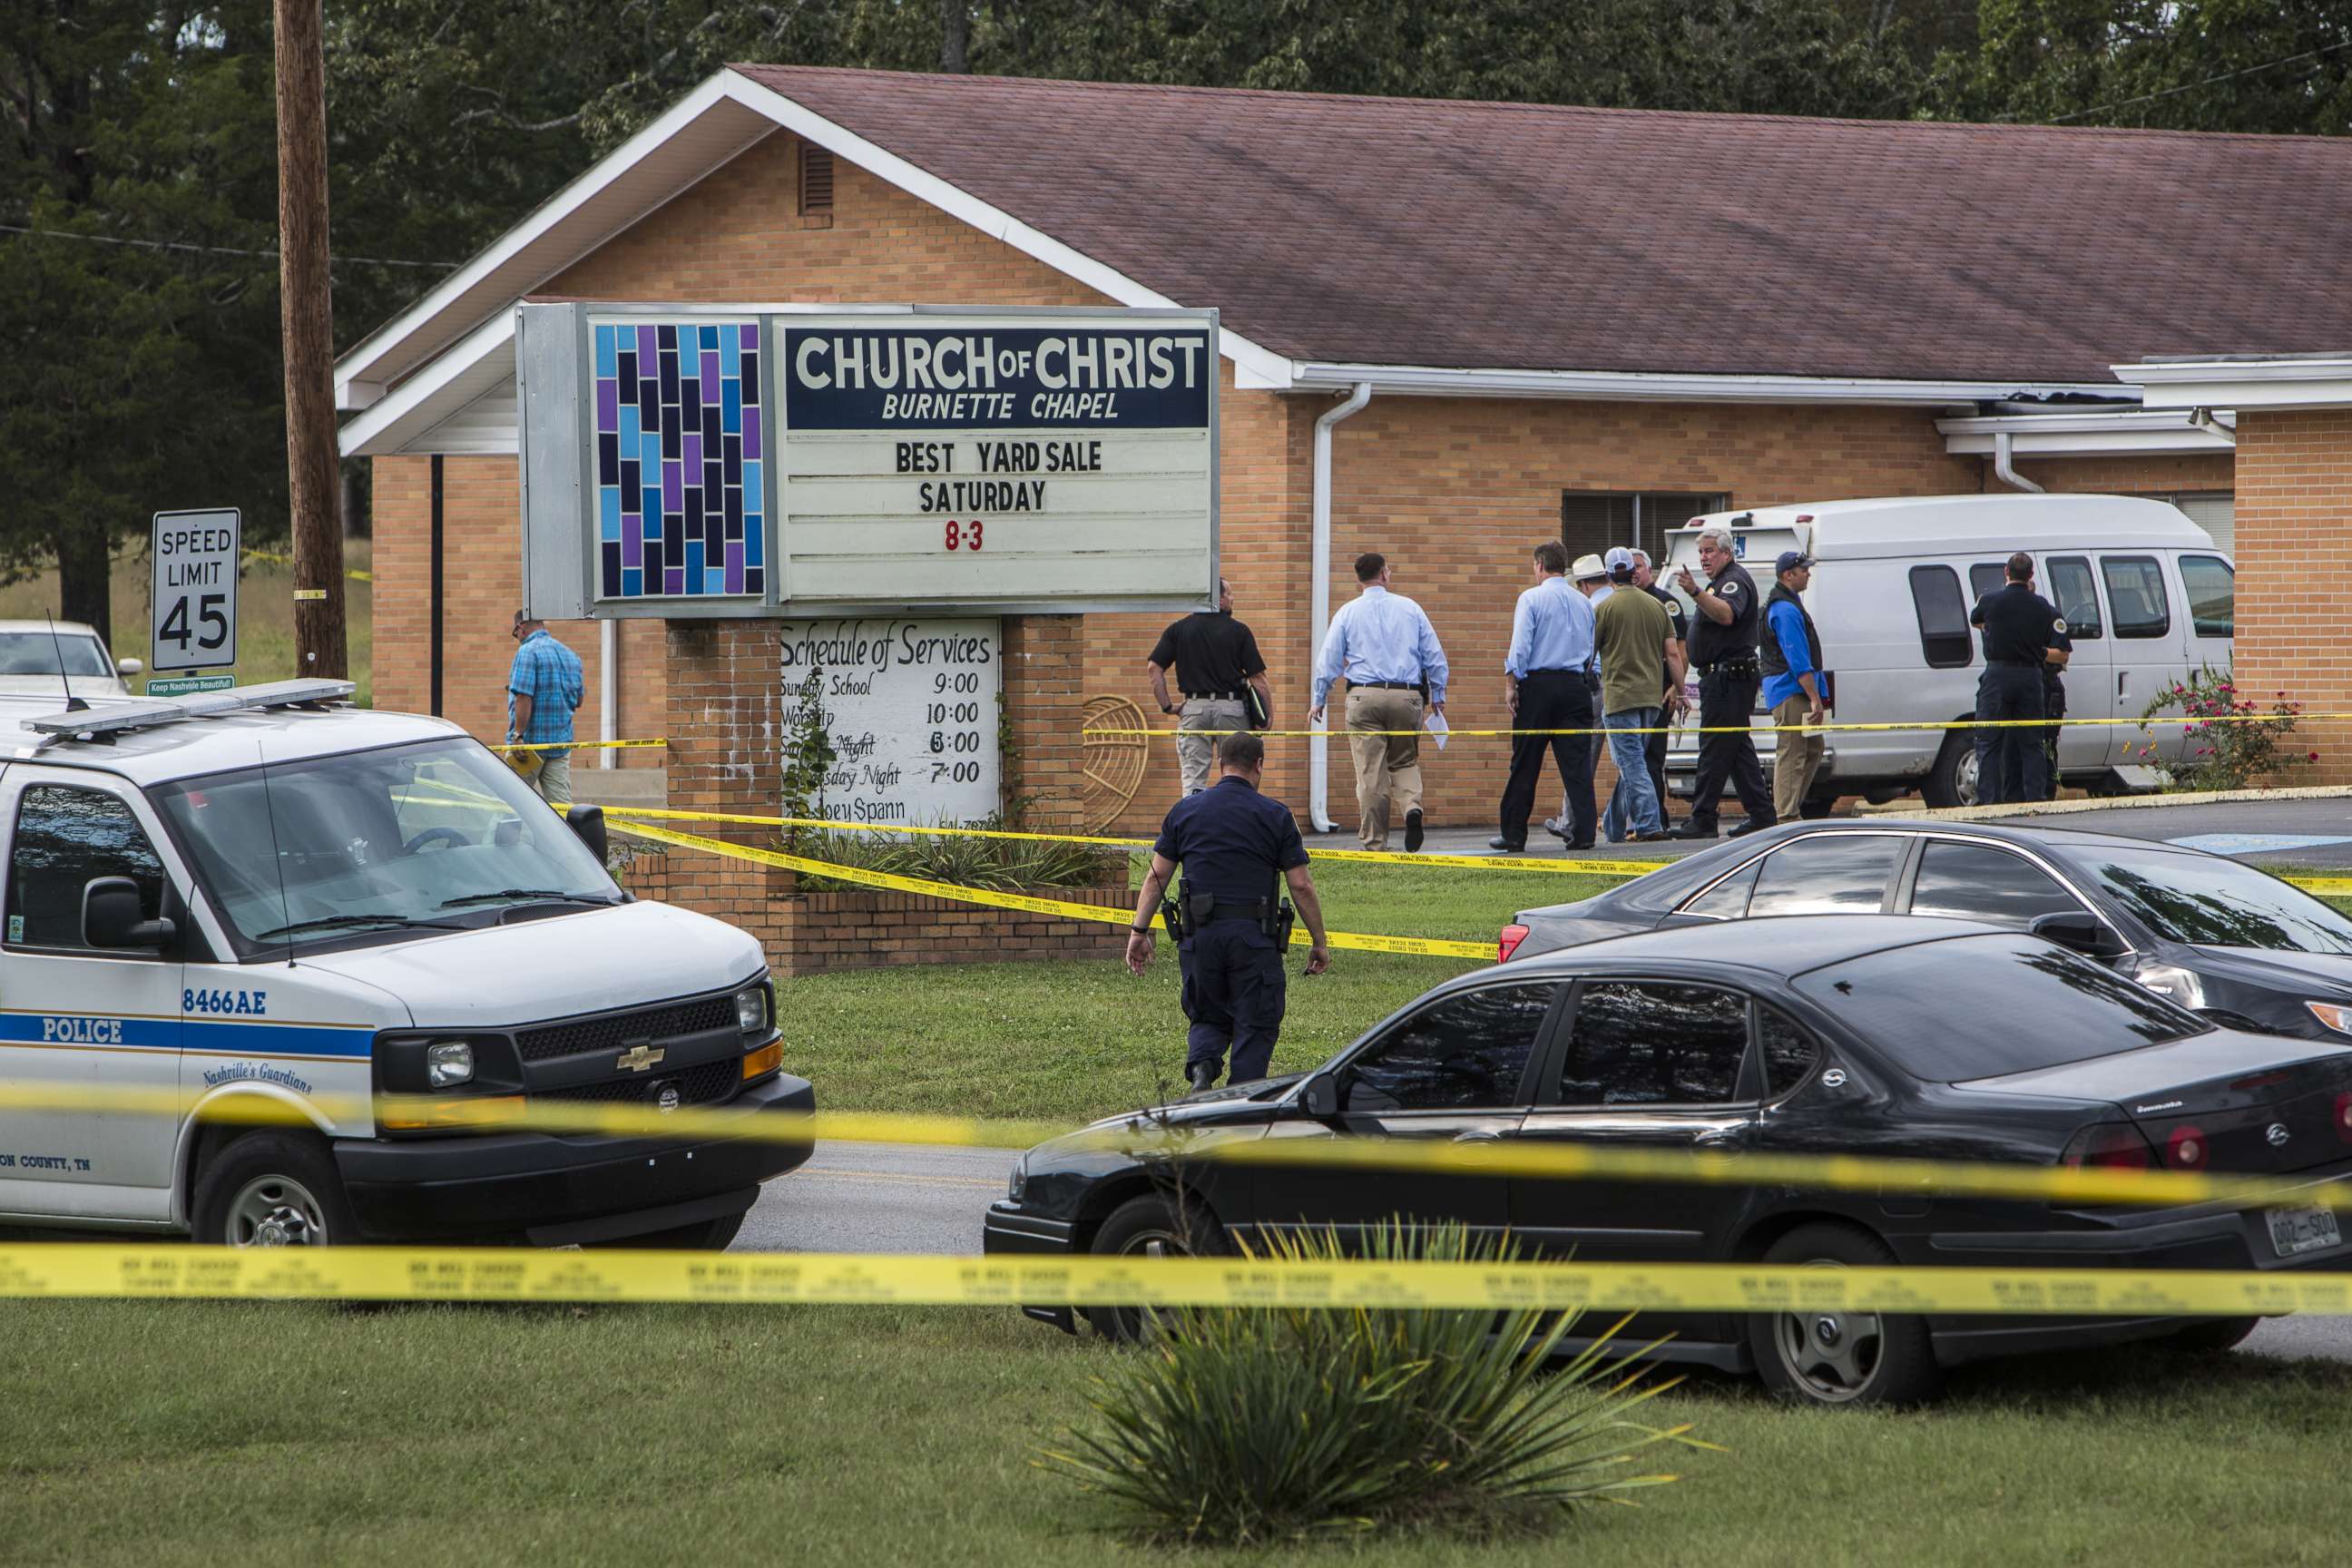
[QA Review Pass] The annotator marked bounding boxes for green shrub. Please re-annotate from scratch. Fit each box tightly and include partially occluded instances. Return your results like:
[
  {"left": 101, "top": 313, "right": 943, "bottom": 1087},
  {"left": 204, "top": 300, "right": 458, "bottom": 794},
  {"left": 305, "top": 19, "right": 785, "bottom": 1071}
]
[{"left": 1038, "top": 1222, "right": 1711, "bottom": 1545}]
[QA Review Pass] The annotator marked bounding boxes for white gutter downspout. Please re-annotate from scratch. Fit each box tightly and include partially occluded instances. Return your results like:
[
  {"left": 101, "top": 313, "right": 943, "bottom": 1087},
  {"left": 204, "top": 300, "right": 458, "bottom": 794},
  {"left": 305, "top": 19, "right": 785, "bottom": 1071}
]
[
  {"left": 1309, "top": 382, "right": 1373, "bottom": 832},
  {"left": 600, "top": 617, "right": 618, "bottom": 769},
  {"left": 1993, "top": 430, "right": 2044, "bottom": 494}
]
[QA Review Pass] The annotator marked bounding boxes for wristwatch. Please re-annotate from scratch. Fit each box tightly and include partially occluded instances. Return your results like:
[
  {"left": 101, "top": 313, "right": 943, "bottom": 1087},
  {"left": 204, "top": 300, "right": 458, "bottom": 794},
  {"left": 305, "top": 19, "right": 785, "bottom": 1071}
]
[{"left": 1130, "top": 922, "right": 1153, "bottom": 935}]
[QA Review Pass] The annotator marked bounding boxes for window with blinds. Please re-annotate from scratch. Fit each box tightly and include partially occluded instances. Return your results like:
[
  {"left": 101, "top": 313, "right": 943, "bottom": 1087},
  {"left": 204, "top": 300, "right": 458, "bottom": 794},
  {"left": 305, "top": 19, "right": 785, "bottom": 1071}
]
[{"left": 1559, "top": 491, "right": 1728, "bottom": 566}]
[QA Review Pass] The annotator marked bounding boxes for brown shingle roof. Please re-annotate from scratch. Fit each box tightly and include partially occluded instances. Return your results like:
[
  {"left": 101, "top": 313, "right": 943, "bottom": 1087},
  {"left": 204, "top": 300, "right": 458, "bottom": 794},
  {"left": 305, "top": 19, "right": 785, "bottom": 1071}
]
[{"left": 734, "top": 64, "right": 2352, "bottom": 387}]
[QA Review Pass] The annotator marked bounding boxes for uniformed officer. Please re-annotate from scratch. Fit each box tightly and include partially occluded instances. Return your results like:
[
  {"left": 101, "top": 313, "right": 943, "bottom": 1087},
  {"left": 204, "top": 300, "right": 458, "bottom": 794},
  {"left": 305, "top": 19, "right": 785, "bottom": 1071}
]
[
  {"left": 1126, "top": 730, "right": 1332, "bottom": 1091},
  {"left": 1145, "top": 576, "right": 1273, "bottom": 799},
  {"left": 1668, "top": 524, "right": 1776, "bottom": 838},
  {"left": 1968, "top": 552, "right": 2067, "bottom": 804}
]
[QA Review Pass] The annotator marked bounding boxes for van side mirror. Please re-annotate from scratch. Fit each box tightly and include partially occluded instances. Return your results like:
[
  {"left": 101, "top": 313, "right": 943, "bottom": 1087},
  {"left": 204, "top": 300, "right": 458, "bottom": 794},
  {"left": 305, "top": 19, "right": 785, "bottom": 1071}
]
[
  {"left": 2030, "top": 910, "right": 2125, "bottom": 959},
  {"left": 565, "top": 803, "right": 608, "bottom": 863},
  {"left": 116, "top": 657, "right": 143, "bottom": 676},
  {"left": 83, "top": 877, "right": 174, "bottom": 950},
  {"left": 1299, "top": 1072, "right": 1341, "bottom": 1118}
]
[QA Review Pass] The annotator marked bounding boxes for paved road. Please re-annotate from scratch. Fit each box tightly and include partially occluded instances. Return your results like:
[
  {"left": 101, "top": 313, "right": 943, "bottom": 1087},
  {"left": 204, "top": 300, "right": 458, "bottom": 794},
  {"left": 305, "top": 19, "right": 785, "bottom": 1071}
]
[{"left": 734, "top": 1142, "right": 2344, "bottom": 1364}]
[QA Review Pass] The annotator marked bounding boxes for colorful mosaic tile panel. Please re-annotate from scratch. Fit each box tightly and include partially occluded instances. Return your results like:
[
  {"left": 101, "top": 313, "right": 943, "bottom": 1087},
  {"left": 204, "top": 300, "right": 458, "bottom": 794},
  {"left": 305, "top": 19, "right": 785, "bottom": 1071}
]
[{"left": 593, "top": 320, "right": 764, "bottom": 600}]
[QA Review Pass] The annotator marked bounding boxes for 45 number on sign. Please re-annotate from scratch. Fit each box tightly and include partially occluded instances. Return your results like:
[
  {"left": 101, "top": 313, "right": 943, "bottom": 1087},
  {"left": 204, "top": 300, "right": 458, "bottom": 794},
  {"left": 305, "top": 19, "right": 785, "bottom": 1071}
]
[{"left": 944, "top": 520, "right": 985, "bottom": 551}]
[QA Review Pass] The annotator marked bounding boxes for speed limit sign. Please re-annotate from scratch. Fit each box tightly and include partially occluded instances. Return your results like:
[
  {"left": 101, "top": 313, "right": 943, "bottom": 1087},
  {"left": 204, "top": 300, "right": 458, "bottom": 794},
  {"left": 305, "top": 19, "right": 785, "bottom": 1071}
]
[{"left": 151, "top": 508, "right": 240, "bottom": 674}]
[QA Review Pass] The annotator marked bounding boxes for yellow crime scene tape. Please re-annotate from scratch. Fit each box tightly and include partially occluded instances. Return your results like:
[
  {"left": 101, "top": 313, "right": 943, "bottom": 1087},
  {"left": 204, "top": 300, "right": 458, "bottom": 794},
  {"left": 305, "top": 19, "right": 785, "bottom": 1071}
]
[
  {"left": 495, "top": 738, "right": 670, "bottom": 753},
  {"left": 0, "top": 1244, "right": 2341, "bottom": 1316},
  {"left": 602, "top": 805, "right": 1666, "bottom": 878},
  {"left": 9, "top": 1085, "right": 2352, "bottom": 1217},
  {"left": 607, "top": 817, "right": 1496, "bottom": 959},
  {"left": 1091, "top": 710, "right": 2352, "bottom": 739},
  {"left": 240, "top": 547, "right": 374, "bottom": 584}
]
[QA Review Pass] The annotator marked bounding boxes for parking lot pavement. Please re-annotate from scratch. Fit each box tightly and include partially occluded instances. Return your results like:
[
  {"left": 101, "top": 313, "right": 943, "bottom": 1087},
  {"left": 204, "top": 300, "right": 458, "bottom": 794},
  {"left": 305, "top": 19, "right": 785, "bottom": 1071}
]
[
  {"left": 1975, "top": 797, "right": 2352, "bottom": 867},
  {"left": 737, "top": 1148, "right": 2352, "bottom": 1363},
  {"left": 736, "top": 1140, "right": 1015, "bottom": 1255}
]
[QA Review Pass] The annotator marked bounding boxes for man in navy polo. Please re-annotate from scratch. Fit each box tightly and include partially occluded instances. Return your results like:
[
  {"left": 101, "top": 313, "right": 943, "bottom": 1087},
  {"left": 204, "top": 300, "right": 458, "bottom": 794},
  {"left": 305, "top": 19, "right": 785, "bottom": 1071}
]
[{"left": 1125, "top": 731, "right": 1331, "bottom": 1091}]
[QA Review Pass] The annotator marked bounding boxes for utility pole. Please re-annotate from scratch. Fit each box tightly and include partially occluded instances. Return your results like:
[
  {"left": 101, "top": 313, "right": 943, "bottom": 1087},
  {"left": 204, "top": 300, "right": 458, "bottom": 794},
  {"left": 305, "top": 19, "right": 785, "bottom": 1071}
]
[{"left": 276, "top": 0, "right": 348, "bottom": 680}]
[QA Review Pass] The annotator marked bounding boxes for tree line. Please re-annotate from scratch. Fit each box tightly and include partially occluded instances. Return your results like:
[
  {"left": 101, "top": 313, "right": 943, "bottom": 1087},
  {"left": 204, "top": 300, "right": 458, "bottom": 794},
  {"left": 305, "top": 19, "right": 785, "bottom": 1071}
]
[{"left": 5, "top": 0, "right": 2347, "bottom": 633}]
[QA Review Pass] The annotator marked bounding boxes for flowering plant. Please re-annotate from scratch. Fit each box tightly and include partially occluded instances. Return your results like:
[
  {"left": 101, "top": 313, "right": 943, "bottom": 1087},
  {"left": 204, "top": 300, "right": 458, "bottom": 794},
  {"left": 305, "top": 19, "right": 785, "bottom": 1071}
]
[{"left": 2135, "top": 667, "right": 2310, "bottom": 792}]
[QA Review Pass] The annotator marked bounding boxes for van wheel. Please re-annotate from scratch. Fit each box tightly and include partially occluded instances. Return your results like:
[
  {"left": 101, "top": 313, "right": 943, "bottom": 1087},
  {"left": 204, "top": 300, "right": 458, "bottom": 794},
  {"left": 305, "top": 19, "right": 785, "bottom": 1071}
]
[
  {"left": 1920, "top": 730, "right": 1978, "bottom": 809},
  {"left": 191, "top": 1132, "right": 359, "bottom": 1248},
  {"left": 1082, "top": 1192, "right": 1227, "bottom": 1343},
  {"left": 1747, "top": 1223, "right": 1943, "bottom": 1407},
  {"left": 585, "top": 1213, "right": 745, "bottom": 1251}
]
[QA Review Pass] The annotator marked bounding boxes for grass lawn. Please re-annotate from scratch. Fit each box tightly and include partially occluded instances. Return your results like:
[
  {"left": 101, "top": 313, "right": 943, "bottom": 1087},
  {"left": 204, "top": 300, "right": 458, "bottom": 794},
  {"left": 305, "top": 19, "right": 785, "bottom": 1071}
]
[
  {"left": 2, "top": 1297, "right": 2343, "bottom": 1566},
  {"left": 0, "top": 541, "right": 375, "bottom": 706},
  {"left": 774, "top": 858, "right": 1626, "bottom": 1122}
]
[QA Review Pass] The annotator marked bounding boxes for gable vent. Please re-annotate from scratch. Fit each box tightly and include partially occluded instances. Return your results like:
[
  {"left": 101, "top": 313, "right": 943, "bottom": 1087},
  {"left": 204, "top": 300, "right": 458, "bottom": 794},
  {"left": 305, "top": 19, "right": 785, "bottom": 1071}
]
[{"left": 799, "top": 143, "right": 835, "bottom": 215}]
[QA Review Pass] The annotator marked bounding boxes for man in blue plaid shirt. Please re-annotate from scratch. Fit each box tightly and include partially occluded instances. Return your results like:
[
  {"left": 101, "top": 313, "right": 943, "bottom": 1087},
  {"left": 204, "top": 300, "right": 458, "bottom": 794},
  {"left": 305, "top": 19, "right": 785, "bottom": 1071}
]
[{"left": 506, "top": 610, "right": 586, "bottom": 807}]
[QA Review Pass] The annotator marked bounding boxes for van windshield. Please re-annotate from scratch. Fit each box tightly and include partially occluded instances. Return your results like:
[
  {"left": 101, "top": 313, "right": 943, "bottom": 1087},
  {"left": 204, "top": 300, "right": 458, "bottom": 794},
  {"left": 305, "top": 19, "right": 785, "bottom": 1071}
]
[{"left": 152, "top": 738, "right": 619, "bottom": 954}]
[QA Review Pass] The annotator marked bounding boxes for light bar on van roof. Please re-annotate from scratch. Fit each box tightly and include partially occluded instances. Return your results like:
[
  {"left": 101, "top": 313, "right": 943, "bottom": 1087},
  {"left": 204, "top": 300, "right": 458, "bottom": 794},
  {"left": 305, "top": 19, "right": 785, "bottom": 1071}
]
[{"left": 25, "top": 679, "right": 356, "bottom": 738}]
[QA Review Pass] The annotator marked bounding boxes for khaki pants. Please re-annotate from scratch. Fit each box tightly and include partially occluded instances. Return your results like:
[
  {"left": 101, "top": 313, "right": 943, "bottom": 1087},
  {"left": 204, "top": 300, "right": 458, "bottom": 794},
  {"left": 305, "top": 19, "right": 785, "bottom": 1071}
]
[
  {"left": 534, "top": 750, "right": 574, "bottom": 808},
  {"left": 1772, "top": 694, "right": 1825, "bottom": 822},
  {"left": 1176, "top": 698, "right": 1248, "bottom": 796},
  {"left": 1345, "top": 686, "right": 1425, "bottom": 850}
]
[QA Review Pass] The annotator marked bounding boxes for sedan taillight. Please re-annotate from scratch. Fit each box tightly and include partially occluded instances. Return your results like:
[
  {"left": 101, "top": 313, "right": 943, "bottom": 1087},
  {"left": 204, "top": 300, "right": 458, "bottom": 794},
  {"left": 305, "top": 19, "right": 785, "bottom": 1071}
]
[
  {"left": 2060, "top": 1122, "right": 2158, "bottom": 1170},
  {"left": 2335, "top": 1092, "right": 2352, "bottom": 1145},
  {"left": 1498, "top": 924, "right": 1531, "bottom": 963}
]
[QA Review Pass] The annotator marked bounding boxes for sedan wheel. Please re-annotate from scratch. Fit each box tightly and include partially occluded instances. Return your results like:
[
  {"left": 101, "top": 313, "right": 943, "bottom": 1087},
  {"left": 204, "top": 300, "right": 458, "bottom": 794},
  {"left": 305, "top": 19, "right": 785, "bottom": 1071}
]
[
  {"left": 1082, "top": 1192, "right": 1224, "bottom": 1343},
  {"left": 1770, "top": 1288, "right": 1886, "bottom": 1404},
  {"left": 1748, "top": 1222, "right": 1943, "bottom": 1406}
]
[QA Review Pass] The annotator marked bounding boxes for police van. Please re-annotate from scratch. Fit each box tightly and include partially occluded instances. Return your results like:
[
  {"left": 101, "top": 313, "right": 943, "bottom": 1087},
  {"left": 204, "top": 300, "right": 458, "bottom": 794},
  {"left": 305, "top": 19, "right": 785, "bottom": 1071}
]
[
  {"left": 1656, "top": 495, "right": 2234, "bottom": 809},
  {"left": 0, "top": 680, "right": 811, "bottom": 1249}
]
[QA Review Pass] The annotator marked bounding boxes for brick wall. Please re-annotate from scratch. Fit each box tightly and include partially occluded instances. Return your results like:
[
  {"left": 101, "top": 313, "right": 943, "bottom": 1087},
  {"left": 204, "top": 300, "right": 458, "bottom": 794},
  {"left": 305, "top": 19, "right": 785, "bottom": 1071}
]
[
  {"left": 620, "top": 846, "right": 1126, "bottom": 978},
  {"left": 2233, "top": 408, "right": 2350, "bottom": 783},
  {"left": 371, "top": 455, "right": 669, "bottom": 761},
  {"left": 2001, "top": 452, "right": 2235, "bottom": 497},
  {"left": 640, "top": 612, "right": 1105, "bottom": 972}
]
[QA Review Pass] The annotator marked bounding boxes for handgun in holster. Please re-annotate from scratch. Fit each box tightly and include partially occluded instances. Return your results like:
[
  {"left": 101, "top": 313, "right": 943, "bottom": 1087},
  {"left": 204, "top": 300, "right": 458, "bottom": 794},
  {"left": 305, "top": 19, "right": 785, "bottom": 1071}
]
[{"left": 1263, "top": 868, "right": 1296, "bottom": 947}]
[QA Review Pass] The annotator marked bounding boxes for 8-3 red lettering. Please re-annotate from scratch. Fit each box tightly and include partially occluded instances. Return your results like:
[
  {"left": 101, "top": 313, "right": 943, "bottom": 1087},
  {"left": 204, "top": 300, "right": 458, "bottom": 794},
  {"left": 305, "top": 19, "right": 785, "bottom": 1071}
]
[{"left": 944, "top": 521, "right": 985, "bottom": 552}]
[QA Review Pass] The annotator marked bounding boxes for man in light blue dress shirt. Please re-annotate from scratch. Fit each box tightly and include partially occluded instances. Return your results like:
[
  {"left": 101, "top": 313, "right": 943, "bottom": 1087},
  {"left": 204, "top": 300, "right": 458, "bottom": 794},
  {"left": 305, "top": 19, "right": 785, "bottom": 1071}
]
[
  {"left": 1310, "top": 553, "right": 1450, "bottom": 852},
  {"left": 1494, "top": 542, "right": 1598, "bottom": 850}
]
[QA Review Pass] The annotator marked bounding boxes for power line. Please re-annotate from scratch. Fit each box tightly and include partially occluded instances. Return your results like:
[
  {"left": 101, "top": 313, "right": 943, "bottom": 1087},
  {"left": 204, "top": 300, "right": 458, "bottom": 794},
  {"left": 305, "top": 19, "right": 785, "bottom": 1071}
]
[
  {"left": 2049, "top": 36, "right": 2352, "bottom": 123},
  {"left": 0, "top": 221, "right": 459, "bottom": 270}
]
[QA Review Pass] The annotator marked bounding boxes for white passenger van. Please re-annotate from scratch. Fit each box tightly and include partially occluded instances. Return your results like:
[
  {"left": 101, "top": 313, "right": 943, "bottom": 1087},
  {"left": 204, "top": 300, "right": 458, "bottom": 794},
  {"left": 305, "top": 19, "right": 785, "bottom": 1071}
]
[
  {"left": 0, "top": 681, "right": 809, "bottom": 1249},
  {"left": 1658, "top": 495, "right": 2233, "bottom": 809}
]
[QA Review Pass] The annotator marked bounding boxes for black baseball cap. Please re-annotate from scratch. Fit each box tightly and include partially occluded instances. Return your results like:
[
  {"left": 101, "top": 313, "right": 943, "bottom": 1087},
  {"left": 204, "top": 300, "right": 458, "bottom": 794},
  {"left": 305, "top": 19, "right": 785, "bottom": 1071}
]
[{"left": 1775, "top": 550, "right": 1813, "bottom": 574}]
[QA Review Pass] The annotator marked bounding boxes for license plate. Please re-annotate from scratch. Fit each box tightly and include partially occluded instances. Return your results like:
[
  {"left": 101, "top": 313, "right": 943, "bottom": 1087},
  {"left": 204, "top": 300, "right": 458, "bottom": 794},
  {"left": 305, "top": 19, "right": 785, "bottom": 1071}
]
[{"left": 2267, "top": 1206, "right": 2343, "bottom": 1259}]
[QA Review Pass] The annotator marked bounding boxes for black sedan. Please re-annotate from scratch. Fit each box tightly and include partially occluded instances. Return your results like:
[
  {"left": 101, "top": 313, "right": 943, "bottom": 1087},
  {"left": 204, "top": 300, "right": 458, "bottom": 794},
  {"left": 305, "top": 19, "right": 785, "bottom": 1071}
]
[
  {"left": 1504, "top": 819, "right": 2352, "bottom": 1041},
  {"left": 984, "top": 916, "right": 2352, "bottom": 1406}
]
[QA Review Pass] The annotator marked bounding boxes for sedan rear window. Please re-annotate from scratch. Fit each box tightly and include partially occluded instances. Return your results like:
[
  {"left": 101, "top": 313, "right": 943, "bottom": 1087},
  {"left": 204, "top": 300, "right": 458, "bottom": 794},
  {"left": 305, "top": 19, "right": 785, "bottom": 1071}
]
[{"left": 1792, "top": 934, "right": 2205, "bottom": 1082}]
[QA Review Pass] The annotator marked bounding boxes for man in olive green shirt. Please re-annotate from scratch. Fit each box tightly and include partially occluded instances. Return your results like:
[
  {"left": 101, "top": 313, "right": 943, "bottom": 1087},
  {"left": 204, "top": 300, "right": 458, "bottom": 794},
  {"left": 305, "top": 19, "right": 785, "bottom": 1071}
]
[{"left": 1592, "top": 547, "right": 1683, "bottom": 842}]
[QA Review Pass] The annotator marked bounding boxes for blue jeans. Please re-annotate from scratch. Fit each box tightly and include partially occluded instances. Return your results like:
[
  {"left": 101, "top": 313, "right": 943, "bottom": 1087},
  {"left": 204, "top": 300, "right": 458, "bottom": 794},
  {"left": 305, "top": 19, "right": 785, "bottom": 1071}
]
[{"left": 1602, "top": 708, "right": 1664, "bottom": 841}]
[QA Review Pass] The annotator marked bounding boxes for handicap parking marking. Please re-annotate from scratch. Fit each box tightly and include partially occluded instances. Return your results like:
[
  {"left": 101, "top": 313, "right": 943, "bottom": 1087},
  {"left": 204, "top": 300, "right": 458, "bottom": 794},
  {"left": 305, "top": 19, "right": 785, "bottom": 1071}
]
[{"left": 2166, "top": 832, "right": 2352, "bottom": 856}]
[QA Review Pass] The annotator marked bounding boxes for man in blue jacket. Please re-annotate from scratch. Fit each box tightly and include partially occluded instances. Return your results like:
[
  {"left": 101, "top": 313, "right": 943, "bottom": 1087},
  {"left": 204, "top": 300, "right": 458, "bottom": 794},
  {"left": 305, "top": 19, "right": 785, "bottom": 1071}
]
[{"left": 1759, "top": 552, "right": 1827, "bottom": 823}]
